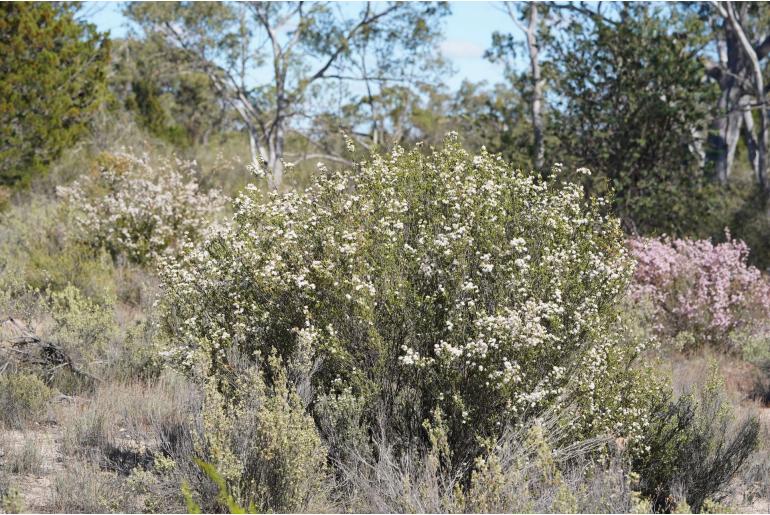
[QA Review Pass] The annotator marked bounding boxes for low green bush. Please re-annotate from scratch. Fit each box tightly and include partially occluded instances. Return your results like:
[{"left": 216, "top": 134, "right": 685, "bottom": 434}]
[
  {"left": 0, "top": 372, "right": 53, "bottom": 429},
  {"left": 0, "top": 195, "right": 116, "bottom": 303},
  {"left": 192, "top": 353, "right": 330, "bottom": 512},
  {"left": 49, "top": 285, "right": 116, "bottom": 359},
  {"left": 633, "top": 365, "right": 759, "bottom": 513}
]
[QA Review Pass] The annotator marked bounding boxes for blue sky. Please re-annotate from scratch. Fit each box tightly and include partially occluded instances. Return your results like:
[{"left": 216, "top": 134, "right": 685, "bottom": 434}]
[{"left": 82, "top": 1, "right": 512, "bottom": 90}]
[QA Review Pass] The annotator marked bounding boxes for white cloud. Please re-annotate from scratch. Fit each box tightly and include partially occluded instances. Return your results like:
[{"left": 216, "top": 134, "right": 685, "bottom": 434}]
[{"left": 440, "top": 39, "right": 485, "bottom": 60}]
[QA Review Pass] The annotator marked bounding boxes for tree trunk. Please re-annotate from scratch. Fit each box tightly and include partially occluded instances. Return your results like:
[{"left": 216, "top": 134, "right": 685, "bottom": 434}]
[
  {"left": 706, "top": 10, "right": 746, "bottom": 184},
  {"left": 248, "top": 126, "right": 259, "bottom": 164},
  {"left": 743, "top": 104, "right": 759, "bottom": 175},
  {"left": 724, "top": 1, "right": 768, "bottom": 190},
  {"left": 267, "top": 120, "right": 285, "bottom": 190},
  {"left": 759, "top": 111, "right": 769, "bottom": 191},
  {"left": 689, "top": 127, "right": 707, "bottom": 170},
  {"left": 526, "top": 2, "right": 545, "bottom": 170},
  {"left": 707, "top": 87, "right": 743, "bottom": 183}
]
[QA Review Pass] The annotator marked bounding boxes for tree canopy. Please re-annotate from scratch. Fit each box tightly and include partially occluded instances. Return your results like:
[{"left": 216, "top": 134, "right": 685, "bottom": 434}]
[{"left": 0, "top": 2, "right": 110, "bottom": 187}]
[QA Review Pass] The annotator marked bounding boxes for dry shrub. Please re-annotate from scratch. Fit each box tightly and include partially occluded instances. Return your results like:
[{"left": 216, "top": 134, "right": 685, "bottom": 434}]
[
  {"left": 53, "top": 372, "right": 198, "bottom": 512},
  {"left": 735, "top": 422, "right": 770, "bottom": 510},
  {"left": 333, "top": 408, "right": 644, "bottom": 513}
]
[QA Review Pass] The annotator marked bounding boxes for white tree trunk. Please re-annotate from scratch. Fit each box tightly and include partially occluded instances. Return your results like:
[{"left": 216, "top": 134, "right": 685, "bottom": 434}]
[
  {"left": 742, "top": 103, "right": 760, "bottom": 175},
  {"left": 714, "top": 0, "right": 769, "bottom": 190},
  {"left": 525, "top": 2, "right": 545, "bottom": 170},
  {"left": 708, "top": 85, "right": 744, "bottom": 184},
  {"left": 267, "top": 122, "right": 285, "bottom": 190},
  {"left": 248, "top": 126, "right": 259, "bottom": 164}
]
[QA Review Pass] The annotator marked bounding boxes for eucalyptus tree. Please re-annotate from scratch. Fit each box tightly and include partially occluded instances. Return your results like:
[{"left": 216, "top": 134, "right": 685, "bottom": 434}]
[
  {"left": 126, "top": 1, "right": 448, "bottom": 188},
  {"left": 111, "top": 36, "right": 231, "bottom": 147},
  {"left": 486, "top": 2, "right": 549, "bottom": 170},
  {"left": 704, "top": 1, "right": 770, "bottom": 190}
]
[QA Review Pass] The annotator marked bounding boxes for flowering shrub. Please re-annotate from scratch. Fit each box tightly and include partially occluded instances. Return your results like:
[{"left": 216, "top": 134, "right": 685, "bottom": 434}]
[
  {"left": 628, "top": 234, "right": 770, "bottom": 351},
  {"left": 57, "top": 153, "right": 224, "bottom": 264},
  {"left": 160, "top": 135, "right": 660, "bottom": 462}
]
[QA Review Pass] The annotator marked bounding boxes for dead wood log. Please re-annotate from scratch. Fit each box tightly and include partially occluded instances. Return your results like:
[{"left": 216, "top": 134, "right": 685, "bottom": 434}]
[{"left": 1, "top": 317, "right": 103, "bottom": 384}]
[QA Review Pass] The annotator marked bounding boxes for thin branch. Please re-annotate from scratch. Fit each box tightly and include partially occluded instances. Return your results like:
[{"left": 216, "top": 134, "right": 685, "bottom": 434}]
[
  {"left": 756, "top": 34, "right": 770, "bottom": 61},
  {"left": 307, "top": 3, "right": 401, "bottom": 85},
  {"left": 285, "top": 153, "right": 354, "bottom": 166},
  {"left": 502, "top": 2, "right": 528, "bottom": 34},
  {"left": 548, "top": 1, "right": 618, "bottom": 26}
]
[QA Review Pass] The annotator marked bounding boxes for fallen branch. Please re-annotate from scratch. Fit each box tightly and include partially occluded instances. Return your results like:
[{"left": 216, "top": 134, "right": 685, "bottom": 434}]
[{"left": 1, "top": 318, "right": 103, "bottom": 384}]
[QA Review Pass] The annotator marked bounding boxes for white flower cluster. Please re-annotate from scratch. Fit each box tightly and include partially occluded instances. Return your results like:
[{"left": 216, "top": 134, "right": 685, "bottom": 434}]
[
  {"left": 58, "top": 153, "right": 225, "bottom": 264},
  {"left": 160, "top": 136, "right": 652, "bottom": 444}
]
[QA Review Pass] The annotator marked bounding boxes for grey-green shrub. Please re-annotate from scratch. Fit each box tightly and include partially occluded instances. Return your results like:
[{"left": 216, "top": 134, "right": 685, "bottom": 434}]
[
  {"left": 192, "top": 353, "right": 330, "bottom": 512},
  {"left": 633, "top": 365, "right": 760, "bottom": 512},
  {"left": 0, "top": 195, "right": 115, "bottom": 303},
  {"left": 0, "top": 373, "right": 52, "bottom": 429}
]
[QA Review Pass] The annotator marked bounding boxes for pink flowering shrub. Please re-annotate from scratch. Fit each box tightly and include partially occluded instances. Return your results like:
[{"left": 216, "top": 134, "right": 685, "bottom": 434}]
[
  {"left": 628, "top": 234, "right": 770, "bottom": 351},
  {"left": 57, "top": 152, "right": 225, "bottom": 264}
]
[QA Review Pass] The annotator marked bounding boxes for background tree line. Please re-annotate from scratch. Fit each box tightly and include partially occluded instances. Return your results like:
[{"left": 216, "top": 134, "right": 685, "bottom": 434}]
[{"left": 3, "top": 1, "right": 770, "bottom": 263}]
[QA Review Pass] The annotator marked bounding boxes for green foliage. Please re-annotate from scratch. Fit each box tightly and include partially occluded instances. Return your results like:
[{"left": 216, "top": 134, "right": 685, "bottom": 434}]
[
  {"left": 0, "top": 487, "right": 24, "bottom": 514},
  {"left": 0, "top": 372, "right": 53, "bottom": 429},
  {"left": 633, "top": 365, "right": 760, "bottom": 513},
  {"left": 111, "top": 318, "right": 164, "bottom": 381},
  {"left": 410, "top": 81, "right": 535, "bottom": 167},
  {"left": 183, "top": 459, "right": 255, "bottom": 514},
  {"left": 49, "top": 284, "right": 117, "bottom": 365},
  {"left": 0, "top": 194, "right": 116, "bottom": 303},
  {"left": 0, "top": 2, "right": 110, "bottom": 187},
  {"left": 726, "top": 182, "right": 770, "bottom": 269},
  {"left": 551, "top": 4, "right": 721, "bottom": 236},
  {"left": 189, "top": 355, "right": 329, "bottom": 512},
  {"left": 111, "top": 37, "right": 228, "bottom": 148},
  {"left": 128, "top": 78, "right": 188, "bottom": 147}
]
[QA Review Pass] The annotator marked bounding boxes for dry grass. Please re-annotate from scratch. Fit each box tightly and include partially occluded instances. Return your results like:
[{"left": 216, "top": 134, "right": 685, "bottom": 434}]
[
  {"left": 48, "top": 372, "right": 199, "bottom": 513},
  {"left": 50, "top": 460, "right": 134, "bottom": 513},
  {"left": 58, "top": 371, "right": 198, "bottom": 468},
  {"left": 3, "top": 437, "right": 43, "bottom": 476}
]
